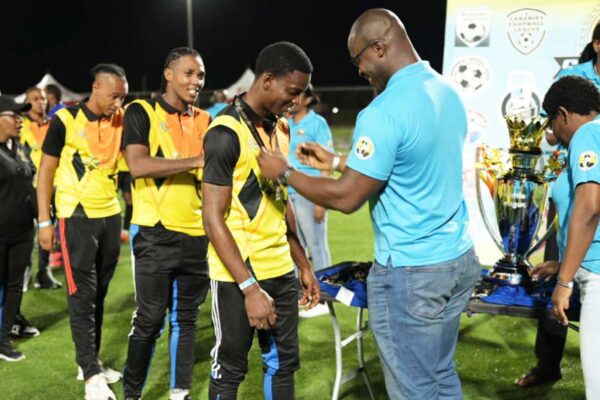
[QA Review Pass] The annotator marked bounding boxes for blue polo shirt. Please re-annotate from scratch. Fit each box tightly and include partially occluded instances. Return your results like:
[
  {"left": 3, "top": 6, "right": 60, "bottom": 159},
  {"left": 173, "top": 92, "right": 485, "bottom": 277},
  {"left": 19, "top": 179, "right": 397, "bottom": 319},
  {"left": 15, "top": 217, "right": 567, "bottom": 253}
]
[
  {"left": 551, "top": 115, "right": 600, "bottom": 274},
  {"left": 346, "top": 61, "right": 473, "bottom": 267},
  {"left": 556, "top": 60, "right": 600, "bottom": 87},
  {"left": 206, "top": 102, "right": 228, "bottom": 119},
  {"left": 288, "top": 110, "right": 333, "bottom": 195}
]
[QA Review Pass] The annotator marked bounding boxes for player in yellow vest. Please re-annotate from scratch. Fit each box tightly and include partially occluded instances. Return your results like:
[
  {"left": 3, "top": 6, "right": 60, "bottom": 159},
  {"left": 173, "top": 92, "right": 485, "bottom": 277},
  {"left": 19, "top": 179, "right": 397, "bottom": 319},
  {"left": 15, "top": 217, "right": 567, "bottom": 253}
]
[
  {"left": 37, "top": 64, "right": 127, "bottom": 400},
  {"left": 19, "top": 86, "right": 63, "bottom": 290},
  {"left": 121, "top": 47, "right": 210, "bottom": 400},
  {"left": 202, "top": 42, "right": 320, "bottom": 400}
]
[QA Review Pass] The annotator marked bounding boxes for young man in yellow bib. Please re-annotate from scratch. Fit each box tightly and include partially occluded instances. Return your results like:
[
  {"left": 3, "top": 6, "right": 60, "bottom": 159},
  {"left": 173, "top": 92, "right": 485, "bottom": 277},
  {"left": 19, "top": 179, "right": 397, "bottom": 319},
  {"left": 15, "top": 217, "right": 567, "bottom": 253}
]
[
  {"left": 202, "top": 41, "right": 320, "bottom": 400},
  {"left": 121, "top": 47, "right": 210, "bottom": 400},
  {"left": 37, "top": 64, "right": 128, "bottom": 400}
]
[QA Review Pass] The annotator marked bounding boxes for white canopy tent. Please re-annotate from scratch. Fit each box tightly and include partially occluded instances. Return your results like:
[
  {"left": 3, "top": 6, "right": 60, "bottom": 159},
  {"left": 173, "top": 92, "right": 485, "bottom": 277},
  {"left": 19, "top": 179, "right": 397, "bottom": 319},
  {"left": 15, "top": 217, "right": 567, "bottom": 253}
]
[
  {"left": 225, "top": 68, "right": 255, "bottom": 98},
  {"left": 14, "top": 73, "right": 84, "bottom": 103}
]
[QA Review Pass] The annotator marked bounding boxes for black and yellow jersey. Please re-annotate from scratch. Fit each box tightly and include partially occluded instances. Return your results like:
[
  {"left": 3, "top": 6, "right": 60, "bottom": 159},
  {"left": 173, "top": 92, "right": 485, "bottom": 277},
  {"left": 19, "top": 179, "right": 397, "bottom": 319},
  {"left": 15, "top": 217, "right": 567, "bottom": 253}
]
[
  {"left": 42, "top": 102, "right": 123, "bottom": 219},
  {"left": 19, "top": 116, "right": 49, "bottom": 175},
  {"left": 202, "top": 97, "right": 293, "bottom": 282},
  {"left": 122, "top": 96, "right": 211, "bottom": 236}
]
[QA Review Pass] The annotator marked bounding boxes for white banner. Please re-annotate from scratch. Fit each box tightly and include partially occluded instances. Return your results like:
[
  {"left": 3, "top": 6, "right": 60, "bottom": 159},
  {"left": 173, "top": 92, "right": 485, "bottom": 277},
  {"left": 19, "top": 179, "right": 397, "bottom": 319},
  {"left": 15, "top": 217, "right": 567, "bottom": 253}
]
[{"left": 443, "top": 0, "right": 600, "bottom": 265}]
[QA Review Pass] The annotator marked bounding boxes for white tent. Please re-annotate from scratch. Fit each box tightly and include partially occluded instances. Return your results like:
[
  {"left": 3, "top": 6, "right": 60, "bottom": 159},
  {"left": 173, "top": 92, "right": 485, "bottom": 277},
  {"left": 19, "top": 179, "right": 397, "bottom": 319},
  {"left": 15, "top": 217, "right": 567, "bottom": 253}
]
[
  {"left": 226, "top": 68, "right": 255, "bottom": 98},
  {"left": 14, "top": 73, "right": 84, "bottom": 103}
]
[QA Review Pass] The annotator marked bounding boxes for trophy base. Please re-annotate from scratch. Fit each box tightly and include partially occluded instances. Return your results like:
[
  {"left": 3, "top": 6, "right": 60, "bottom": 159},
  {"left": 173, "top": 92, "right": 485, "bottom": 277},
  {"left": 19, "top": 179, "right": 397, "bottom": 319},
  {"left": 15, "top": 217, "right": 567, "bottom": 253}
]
[{"left": 485, "top": 258, "right": 531, "bottom": 286}]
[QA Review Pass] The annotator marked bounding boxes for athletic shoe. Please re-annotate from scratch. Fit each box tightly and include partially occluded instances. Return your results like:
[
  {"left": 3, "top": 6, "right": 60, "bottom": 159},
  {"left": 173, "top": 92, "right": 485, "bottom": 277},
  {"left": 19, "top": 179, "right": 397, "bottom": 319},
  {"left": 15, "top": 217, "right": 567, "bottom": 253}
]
[
  {"left": 11, "top": 314, "right": 40, "bottom": 338},
  {"left": 299, "top": 303, "right": 329, "bottom": 318},
  {"left": 34, "top": 269, "right": 62, "bottom": 289},
  {"left": 84, "top": 374, "right": 116, "bottom": 400},
  {"left": 170, "top": 389, "right": 191, "bottom": 400},
  {"left": 0, "top": 341, "right": 25, "bottom": 362},
  {"left": 77, "top": 361, "right": 122, "bottom": 384}
]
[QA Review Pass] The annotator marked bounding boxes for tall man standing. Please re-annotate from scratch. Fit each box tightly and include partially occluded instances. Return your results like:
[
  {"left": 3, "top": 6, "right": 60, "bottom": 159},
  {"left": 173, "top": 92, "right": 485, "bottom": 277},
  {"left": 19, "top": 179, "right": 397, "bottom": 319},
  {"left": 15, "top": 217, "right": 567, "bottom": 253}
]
[
  {"left": 202, "top": 41, "right": 320, "bottom": 400},
  {"left": 122, "top": 47, "right": 211, "bottom": 400},
  {"left": 258, "top": 10, "right": 479, "bottom": 399},
  {"left": 37, "top": 64, "right": 127, "bottom": 400}
]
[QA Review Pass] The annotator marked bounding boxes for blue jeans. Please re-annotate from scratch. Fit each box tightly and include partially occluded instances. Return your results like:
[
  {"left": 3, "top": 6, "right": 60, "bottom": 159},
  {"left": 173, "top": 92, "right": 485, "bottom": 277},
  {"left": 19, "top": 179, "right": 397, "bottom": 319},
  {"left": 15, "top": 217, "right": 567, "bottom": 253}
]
[
  {"left": 367, "top": 248, "right": 480, "bottom": 400},
  {"left": 289, "top": 193, "right": 331, "bottom": 271}
]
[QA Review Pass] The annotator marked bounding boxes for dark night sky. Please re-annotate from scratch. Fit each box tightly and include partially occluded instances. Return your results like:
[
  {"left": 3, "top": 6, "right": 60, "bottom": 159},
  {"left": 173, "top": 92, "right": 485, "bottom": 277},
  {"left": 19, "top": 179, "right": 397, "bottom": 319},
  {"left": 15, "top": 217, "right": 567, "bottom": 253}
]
[{"left": 0, "top": 0, "right": 447, "bottom": 94}]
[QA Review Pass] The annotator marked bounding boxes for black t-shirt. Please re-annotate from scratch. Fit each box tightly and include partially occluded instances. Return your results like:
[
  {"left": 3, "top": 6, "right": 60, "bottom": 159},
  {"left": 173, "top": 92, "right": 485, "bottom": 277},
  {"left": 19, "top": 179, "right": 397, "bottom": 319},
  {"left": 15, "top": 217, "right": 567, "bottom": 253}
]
[{"left": 0, "top": 139, "right": 36, "bottom": 243}]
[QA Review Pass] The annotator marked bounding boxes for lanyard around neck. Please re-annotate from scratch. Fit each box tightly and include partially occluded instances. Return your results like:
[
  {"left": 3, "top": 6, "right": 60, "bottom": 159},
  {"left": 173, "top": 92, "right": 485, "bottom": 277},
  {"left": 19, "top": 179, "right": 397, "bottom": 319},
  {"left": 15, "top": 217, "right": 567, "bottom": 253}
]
[{"left": 233, "top": 96, "right": 279, "bottom": 151}]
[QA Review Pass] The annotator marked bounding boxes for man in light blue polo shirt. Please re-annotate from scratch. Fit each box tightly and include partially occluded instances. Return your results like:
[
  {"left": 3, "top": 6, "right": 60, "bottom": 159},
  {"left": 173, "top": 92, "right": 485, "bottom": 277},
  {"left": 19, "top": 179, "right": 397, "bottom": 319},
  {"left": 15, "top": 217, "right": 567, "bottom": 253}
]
[{"left": 258, "top": 8, "right": 479, "bottom": 399}]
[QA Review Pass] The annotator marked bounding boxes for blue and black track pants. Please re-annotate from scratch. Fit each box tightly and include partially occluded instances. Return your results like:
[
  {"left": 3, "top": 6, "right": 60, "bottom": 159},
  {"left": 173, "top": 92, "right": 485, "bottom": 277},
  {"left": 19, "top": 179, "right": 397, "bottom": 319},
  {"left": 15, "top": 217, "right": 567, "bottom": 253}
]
[
  {"left": 123, "top": 224, "right": 209, "bottom": 398},
  {"left": 209, "top": 271, "right": 299, "bottom": 400}
]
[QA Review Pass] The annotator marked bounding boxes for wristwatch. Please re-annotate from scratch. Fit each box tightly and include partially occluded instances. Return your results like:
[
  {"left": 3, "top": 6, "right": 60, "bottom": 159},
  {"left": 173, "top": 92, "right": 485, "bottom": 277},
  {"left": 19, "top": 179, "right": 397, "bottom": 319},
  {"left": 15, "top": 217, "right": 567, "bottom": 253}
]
[{"left": 278, "top": 166, "right": 295, "bottom": 186}]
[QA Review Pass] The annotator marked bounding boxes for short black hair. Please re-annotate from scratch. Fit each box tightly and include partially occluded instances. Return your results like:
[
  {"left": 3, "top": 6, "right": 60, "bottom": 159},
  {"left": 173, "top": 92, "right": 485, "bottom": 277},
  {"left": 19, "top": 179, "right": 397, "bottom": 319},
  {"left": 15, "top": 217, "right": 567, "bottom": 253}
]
[
  {"left": 543, "top": 75, "right": 600, "bottom": 121},
  {"left": 44, "top": 84, "right": 62, "bottom": 101},
  {"left": 161, "top": 47, "right": 202, "bottom": 92},
  {"left": 255, "top": 41, "right": 313, "bottom": 78},
  {"left": 90, "top": 63, "right": 126, "bottom": 80}
]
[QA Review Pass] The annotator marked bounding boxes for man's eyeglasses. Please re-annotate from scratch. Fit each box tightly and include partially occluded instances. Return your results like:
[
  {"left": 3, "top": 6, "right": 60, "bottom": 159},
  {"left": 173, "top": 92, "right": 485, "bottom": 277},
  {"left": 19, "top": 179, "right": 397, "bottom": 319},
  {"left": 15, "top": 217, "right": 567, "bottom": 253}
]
[
  {"left": 0, "top": 112, "right": 23, "bottom": 121},
  {"left": 350, "top": 40, "right": 380, "bottom": 67}
]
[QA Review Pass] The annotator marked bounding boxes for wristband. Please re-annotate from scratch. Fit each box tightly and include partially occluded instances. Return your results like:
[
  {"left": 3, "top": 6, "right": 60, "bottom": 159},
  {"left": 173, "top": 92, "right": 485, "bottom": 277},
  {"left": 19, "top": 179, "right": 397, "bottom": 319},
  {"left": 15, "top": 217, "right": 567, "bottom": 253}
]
[
  {"left": 331, "top": 155, "right": 341, "bottom": 172},
  {"left": 239, "top": 276, "right": 257, "bottom": 291},
  {"left": 557, "top": 277, "right": 574, "bottom": 289},
  {"left": 38, "top": 220, "right": 53, "bottom": 229}
]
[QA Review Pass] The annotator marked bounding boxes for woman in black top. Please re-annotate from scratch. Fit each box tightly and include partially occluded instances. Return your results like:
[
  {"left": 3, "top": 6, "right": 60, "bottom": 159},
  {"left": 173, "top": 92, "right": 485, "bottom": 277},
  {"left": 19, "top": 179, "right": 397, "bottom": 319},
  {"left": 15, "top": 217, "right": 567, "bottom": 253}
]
[{"left": 0, "top": 96, "right": 36, "bottom": 361}]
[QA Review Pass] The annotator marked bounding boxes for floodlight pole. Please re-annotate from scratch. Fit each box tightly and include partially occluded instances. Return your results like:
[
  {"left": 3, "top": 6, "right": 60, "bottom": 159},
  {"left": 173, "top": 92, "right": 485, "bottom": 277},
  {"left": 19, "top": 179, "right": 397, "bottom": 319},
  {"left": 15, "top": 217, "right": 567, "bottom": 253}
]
[{"left": 186, "top": 0, "right": 194, "bottom": 49}]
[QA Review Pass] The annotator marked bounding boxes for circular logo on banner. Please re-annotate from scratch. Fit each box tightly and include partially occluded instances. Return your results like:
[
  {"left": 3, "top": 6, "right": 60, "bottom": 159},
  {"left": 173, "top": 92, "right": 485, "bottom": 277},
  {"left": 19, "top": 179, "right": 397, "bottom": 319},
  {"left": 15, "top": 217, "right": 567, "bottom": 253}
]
[
  {"left": 579, "top": 151, "right": 598, "bottom": 171},
  {"left": 451, "top": 58, "right": 491, "bottom": 92},
  {"left": 578, "top": 5, "right": 600, "bottom": 51},
  {"left": 501, "top": 91, "right": 540, "bottom": 121},
  {"left": 355, "top": 137, "right": 374, "bottom": 160}
]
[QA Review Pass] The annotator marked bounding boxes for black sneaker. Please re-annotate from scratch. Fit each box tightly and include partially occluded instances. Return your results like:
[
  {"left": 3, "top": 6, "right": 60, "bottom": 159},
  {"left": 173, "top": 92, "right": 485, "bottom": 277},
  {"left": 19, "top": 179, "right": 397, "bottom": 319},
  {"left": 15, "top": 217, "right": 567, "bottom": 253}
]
[
  {"left": 11, "top": 314, "right": 40, "bottom": 338},
  {"left": 34, "top": 270, "right": 62, "bottom": 289},
  {"left": 0, "top": 341, "right": 25, "bottom": 361}
]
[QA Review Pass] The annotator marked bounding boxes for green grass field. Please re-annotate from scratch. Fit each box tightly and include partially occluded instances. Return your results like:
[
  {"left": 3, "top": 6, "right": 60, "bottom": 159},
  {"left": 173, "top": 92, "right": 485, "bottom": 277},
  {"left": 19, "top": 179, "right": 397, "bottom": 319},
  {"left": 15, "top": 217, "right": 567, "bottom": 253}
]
[{"left": 0, "top": 126, "right": 586, "bottom": 399}]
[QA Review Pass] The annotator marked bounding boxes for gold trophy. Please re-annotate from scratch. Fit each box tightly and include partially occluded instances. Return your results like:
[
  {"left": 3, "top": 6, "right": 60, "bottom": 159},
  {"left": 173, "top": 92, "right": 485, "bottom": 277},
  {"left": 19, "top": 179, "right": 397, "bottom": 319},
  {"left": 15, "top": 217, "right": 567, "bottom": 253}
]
[{"left": 475, "top": 115, "right": 561, "bottom": 286}]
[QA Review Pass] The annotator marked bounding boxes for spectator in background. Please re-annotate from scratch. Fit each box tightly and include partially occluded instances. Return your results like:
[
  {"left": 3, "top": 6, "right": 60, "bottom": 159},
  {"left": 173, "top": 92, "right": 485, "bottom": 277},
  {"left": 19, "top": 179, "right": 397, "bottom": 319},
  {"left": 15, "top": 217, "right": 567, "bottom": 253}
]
[
  {"left": 19, "top": 87, "right": 62, "bottom": 290},
  {"left": 0, "top": 96, "right": 36, "bottom": 362},
  {"left": 44, "top": 84, "right": 65, "bottom": 119},
  {"left": 206, "top": 89, "right": 228, "bottom": 119},
  {"left": 288, "top": 84, "right": 333, "bottom": 318}
]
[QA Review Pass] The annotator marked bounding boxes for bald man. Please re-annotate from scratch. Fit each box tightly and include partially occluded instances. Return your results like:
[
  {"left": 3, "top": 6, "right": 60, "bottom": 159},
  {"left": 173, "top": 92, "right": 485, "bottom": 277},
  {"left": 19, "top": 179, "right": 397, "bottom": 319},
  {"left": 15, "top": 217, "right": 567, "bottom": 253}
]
[{"left": 258, "top": 9, "right": 479, "bottom": 399}]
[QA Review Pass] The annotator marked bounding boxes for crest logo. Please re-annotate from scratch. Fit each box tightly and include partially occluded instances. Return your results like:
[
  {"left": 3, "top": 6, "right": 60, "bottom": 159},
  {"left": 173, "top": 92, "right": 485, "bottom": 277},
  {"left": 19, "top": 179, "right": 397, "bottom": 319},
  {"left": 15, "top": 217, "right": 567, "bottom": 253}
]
[
  {"left": 355, "top": 137, "right": 374, "bottom": 160},
  {"left": 501, "top": 73, "right": 540, "bottom": 120},
  {"left": 507, "top": 8, "right": 546, "bottom": 55},
  {"left": 455, "top": 8, "right": 491, "bottom": 48},
  {"left": 450, "top": 58, "right": 491, "bottom": 93},
  {"left": 579, "top": 151, "right": 598, "bottom": 171}
]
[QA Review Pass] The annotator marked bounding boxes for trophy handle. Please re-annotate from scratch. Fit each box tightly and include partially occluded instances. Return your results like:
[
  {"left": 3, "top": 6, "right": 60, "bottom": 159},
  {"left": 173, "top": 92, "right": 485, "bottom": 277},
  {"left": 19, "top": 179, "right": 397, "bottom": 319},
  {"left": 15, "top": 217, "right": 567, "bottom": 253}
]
[
  {"left": 475, "top": 147, "right": 505, "bottom": 255},
  {"left": 524, "top": 215, "right": 557, "bottom": 260}
]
